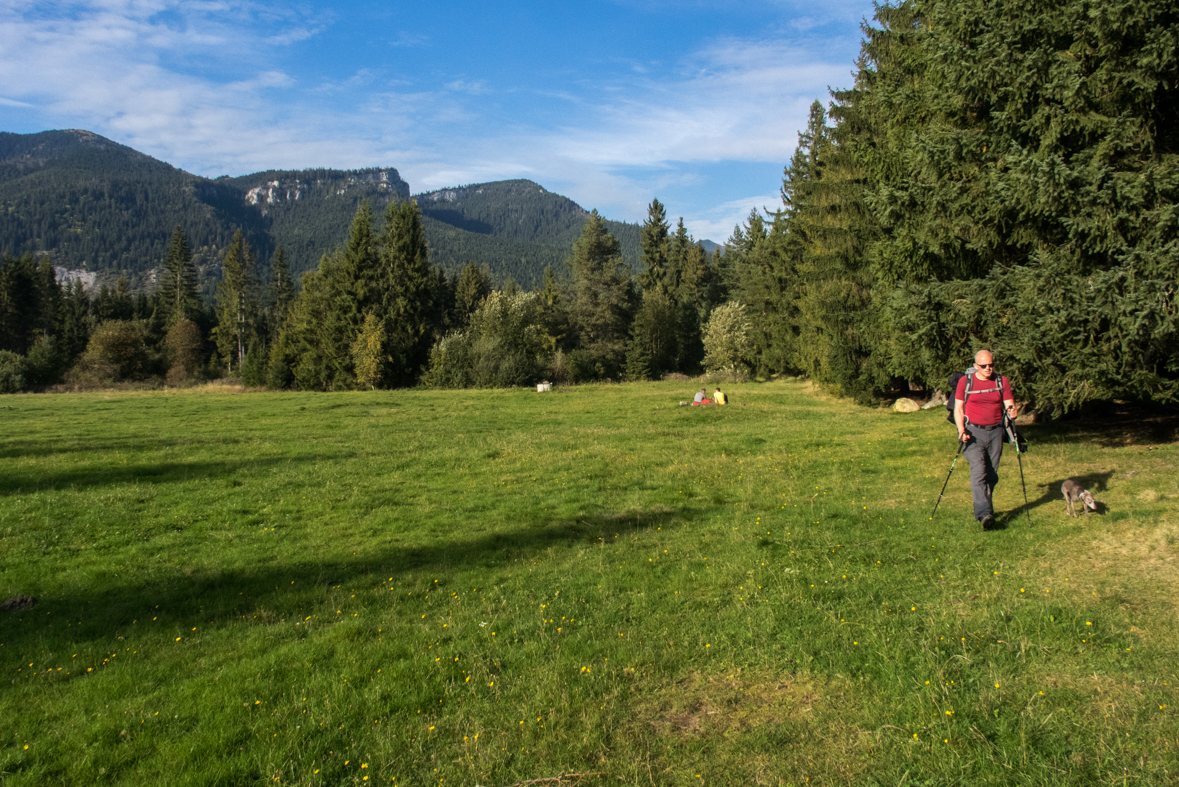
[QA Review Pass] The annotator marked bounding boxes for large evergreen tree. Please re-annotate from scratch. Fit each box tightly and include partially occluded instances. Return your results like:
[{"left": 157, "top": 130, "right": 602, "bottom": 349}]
[
  {"left": 277, "top": 204, "right": 374, "bottom": 390},
  {"left": 0, "top": 254, "right": 59, "bottom": 357},
  {"left": 849, "top": 0, "right": 1178, "bottom": 407},
  {"left": 566, "top": 210, "right": 635, "bottom": 378},
  {"left": 378, "top": 199, "right": 436, "bottom": 387}
]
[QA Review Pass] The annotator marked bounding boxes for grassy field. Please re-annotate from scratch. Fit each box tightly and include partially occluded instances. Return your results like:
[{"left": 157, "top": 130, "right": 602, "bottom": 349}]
[{"left": 1, "top": 379, "right": 1177, "bottom": 786}]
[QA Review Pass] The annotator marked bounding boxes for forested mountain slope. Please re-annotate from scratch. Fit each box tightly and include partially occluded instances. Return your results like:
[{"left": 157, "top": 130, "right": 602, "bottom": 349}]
[
  {"left": 415, "top": 180, "right": 640, "bottom": 284},
  {"left": 0, "top": 130, "right": 261, "bottom": 288},
  {"left": 0, "top": 130, "right": 640, "bottom": 291}
]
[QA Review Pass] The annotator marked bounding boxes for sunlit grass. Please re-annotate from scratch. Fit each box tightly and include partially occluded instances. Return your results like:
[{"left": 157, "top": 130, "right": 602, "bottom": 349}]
[{"left": 1, "top": 380, "right": 1176, "bottom": 785}]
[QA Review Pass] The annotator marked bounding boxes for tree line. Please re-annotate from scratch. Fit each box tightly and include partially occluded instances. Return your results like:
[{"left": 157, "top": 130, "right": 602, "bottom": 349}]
[
  {"left": 3, "top": 0, "right": 1174, "bottom": 407},
  {"left": 722, "top": 0, "right": 1178, "bottom": 411},
  {"left": 0, "top": 196, "right": 736, "bottom": 394}
]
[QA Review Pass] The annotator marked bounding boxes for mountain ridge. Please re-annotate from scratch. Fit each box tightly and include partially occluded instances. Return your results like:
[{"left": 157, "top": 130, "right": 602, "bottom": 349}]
[{"left": 0, "top": 129, "right": 652, "bottom": 289}]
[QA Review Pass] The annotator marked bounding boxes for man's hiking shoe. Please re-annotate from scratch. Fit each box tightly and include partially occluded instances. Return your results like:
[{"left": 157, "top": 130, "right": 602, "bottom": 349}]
[{"left": 981, "top": 515, "right": 995, "bottom": 531}]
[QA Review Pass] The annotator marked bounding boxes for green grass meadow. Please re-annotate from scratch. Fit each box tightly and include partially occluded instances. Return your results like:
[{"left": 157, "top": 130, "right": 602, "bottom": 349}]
[{"left": 2, "top": 380, "right": 1177, "bottom": 786}]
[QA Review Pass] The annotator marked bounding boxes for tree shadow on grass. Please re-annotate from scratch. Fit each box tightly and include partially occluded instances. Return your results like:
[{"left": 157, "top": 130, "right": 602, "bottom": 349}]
[
  {"left": 0, "top": 455, "right": 350, "bottom": 496},
  {"left": 1035, "top": 400, "right": 1179, "bottom": 448},
  {"left": 0, "top": 505, "right": 693, "bottom": 656},
  {"left": 0, "top": 435, "right": 255, "bottom": 461}
]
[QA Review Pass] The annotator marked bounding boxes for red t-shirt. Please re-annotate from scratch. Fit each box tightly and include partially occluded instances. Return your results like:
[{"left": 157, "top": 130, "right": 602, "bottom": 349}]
[{"left": 955, "top": 374, "right": 1011, "bottom": 425}]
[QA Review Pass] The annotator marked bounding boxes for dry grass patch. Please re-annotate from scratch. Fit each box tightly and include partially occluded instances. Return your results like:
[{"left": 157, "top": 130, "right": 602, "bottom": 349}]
[
  {"left": 1082, "top": 521, "right": 1179, "bottom": 596},
  {"left": 644, "top": 670, "right": 821, "bottom": 738},
  {"left": 630, "top": 669, "right": 875, "bottom": 784}
]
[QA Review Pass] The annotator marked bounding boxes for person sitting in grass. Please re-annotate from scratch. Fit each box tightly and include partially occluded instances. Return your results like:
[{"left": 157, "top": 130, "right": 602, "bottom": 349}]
[
  {"left": 714, "top": 387, "right": 727, "bottom": 405},
  {"left": 692, "top": 388, "right": 710, "bottom": 405}
]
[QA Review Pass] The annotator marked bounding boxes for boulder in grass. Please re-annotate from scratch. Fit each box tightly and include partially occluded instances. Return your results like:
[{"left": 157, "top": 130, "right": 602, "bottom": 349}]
[
  {"left": 892, "top": 398, "right": 920, "bottom": 413},
  {"left": 921, "top": 391, "right": 947, "bottom": 410},
  {"left": 1, "top": 595, "right": 37, "bottom": 612}
]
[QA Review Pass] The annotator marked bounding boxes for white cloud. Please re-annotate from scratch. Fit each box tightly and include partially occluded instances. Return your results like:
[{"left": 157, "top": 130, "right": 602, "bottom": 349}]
[
  {"left": 388, "top": 32, "right": 429, "bottom": 48},
  {"left": 391, "top": 36, "right": 852, "bottom": 221},
  {"left": 444, "top": 80, "right": 489, "bottom": 96},
  {"left": 684, "top": 193, "right": 783, "bottom": 242}
]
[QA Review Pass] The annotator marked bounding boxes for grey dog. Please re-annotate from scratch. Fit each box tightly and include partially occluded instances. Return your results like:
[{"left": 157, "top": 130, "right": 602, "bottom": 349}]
[{"left": 1062, "top": 479, "right": 1098, "bottom": 518}]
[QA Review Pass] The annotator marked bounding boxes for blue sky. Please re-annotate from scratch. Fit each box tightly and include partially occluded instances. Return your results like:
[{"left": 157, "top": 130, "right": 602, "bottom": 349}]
[{"left": 0, "top": 0, "right": 876, "bottom": 241}]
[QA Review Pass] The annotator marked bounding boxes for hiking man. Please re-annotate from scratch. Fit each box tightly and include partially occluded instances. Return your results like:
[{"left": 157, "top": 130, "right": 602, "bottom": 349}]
[{"left": 954, "top": 350, "right": 1018, "bottom": 530}]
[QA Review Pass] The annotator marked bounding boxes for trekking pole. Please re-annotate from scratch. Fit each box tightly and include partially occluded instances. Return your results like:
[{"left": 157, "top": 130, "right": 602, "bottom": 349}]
[
  {"left": 930, "top": 438, "right": 966, "bottom": 521},
  {"left": 1016, "top": 451, "right": 1032, "bottom": 526},
  {"left": 1006, "top": 413, "right": 1033, "bottom": 526}
]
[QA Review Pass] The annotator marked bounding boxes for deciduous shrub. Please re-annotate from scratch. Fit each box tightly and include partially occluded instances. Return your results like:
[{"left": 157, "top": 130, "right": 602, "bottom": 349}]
[
  {"left": 165, "top": 319, "right": 204, "bottom": 386},
  {"left": 70, "top": 320, "right": 148, "bottom": 385},
  {"left": 424, "top": 291, "right": 551, "bottom": 388},
  {"left": 703, "top": 301, "right": 753, "bottom": 376},
  {"left": 0, "top": 350, "right": 26, "bottom": 393}
]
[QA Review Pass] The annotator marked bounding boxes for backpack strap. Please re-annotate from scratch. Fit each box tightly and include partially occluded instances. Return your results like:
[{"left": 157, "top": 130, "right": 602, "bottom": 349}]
[{"left": 963, "top": 374, "right": 974, "bottom": 426}]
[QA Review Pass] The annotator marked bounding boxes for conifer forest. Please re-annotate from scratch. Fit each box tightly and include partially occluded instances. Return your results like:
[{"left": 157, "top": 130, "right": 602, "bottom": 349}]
[{"left": 1, "top": 0, "right": 1176, "bottom": 413}]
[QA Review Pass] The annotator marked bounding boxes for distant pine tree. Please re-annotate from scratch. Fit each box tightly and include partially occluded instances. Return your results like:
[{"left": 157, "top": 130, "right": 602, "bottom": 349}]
[
  {"left": 213, "top": 230, "right": 260, "bottom": 372},
  {"left": 638, "top": 199, "right": 669, "bottom": 291},
  {"left": 454, "top": 262, "right": 492, "bottom": 326},
  {"left": 271, "top": 245, "right": 293, "bottom": 321},
  {"left": 159, "top": 226, "right": 201, "bottom": 326}
]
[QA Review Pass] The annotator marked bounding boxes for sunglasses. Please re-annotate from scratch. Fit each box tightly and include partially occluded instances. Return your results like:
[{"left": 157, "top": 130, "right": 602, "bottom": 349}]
[{"left": 977, "top": 363, "right": 994, "bottom": 369}]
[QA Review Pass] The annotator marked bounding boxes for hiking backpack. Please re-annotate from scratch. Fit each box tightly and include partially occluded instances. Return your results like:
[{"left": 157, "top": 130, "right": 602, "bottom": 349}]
[{"left": 944, "top": 368, "right": 974, "bottom": 424}]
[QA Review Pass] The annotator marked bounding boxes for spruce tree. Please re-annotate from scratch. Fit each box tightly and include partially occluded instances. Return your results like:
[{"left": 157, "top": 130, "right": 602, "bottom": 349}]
[
  {"left": 160, "top": 226, "right": 200, "bottom": 326},
  {"left": 624, "top": 325, "right": 652, "bottom": 382},
  {"left": 638, "top": 198, "right": 670, "bottom": 291},
  {"left": 666, "top": 218, "right": 692, "bottom": 294},
  {"left": 538, "top": 264, "right": 569, "bottom": 353},
  {"left": 454, "top": 262, "right": 492, "bottom": 326},
  {"left": 271, "top": 245, "right": 293, "bottom": 322},
  {"left": 566, "top": 210, "right": 634, "bottom": 378},
  {"left": 213, "top": 229, "right": 260, "bottom": 372},
  {"left": 630, "top": 286, "right": 679, "bottom": 377},
  {"left": 379, "top": 199, "right": 435, "bottom": 386},
  {"left": 822, "top": 0, "right": 1179, "bottom": 407}
]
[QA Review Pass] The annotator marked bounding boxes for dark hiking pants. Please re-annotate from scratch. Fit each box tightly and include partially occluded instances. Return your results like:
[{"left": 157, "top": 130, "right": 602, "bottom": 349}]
[{"left": 964, "top": 424, "right": 1003, "bottom": 521}]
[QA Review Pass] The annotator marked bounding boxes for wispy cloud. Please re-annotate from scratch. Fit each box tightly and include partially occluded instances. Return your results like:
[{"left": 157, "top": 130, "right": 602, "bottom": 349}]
[
  {"left": 388, "top": 31, "right": 429, "bottom": 48},
  {"left": 444, "top": 79, "right": 489, "bottom": 96},
  {"left": 684, "top": 193, "right": 782, "bottom": 242},
  {"left": 394, "top": 36, "right": 851, "bottom": 222}
]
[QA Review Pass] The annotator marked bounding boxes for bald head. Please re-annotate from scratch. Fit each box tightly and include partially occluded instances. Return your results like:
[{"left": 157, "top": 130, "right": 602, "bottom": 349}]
[{"left": 973, "top": 350, "right": 995, "bottom": 379}]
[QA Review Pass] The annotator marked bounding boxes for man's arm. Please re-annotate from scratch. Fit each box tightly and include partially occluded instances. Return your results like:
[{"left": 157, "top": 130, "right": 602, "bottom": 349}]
[
  {"left": 954, "top": 399, "right": 968, "bottom": 442},
  {"left": 1002, "top": 376, "right": 1017, "bottom": 420},
  {"left": 1003, "top": 396, "right": 1017, "bottom": 420}
]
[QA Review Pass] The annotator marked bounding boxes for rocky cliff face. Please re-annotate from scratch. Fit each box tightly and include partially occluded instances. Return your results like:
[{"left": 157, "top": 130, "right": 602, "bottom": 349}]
[
  {"left": 233, "top": 168, "right": 409, "bottom": 209},
  {"left": 245, "top": 180, "right": 303, "bottom": 206}
]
